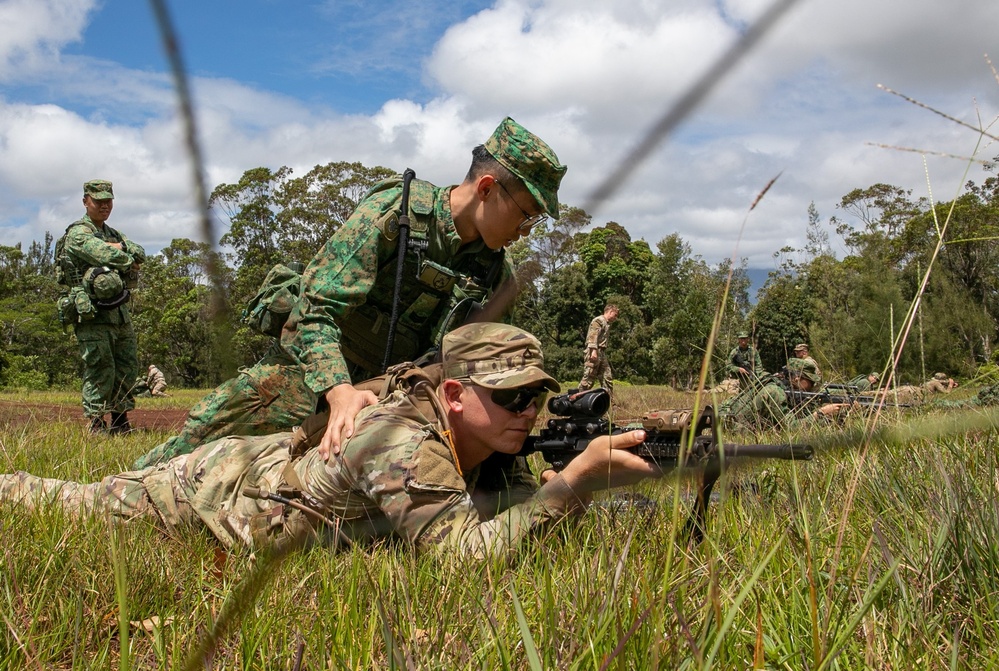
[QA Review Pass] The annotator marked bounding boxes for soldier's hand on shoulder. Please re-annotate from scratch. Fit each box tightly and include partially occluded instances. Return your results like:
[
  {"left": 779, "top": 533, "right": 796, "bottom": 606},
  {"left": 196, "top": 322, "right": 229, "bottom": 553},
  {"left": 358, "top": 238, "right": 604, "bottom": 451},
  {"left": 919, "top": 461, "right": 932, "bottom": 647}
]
[{"left": 319, "top": 383, "right": 379, "bottom": 460}]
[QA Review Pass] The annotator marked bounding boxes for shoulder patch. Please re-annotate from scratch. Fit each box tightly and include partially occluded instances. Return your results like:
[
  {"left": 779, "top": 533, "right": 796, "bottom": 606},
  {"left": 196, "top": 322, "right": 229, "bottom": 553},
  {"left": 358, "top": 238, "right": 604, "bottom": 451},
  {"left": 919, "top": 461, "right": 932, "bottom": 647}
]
[{"left": 408, "top": 438, "right": 465, "bottom": 493}]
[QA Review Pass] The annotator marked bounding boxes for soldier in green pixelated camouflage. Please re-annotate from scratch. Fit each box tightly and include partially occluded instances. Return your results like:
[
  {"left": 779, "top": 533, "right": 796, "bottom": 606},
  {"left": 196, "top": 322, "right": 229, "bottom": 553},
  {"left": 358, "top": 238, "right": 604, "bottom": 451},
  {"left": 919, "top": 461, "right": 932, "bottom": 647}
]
[
  {"left": 726, "top": 331, "right": 764, "bottom": 385},
  {"left": 845, "top": 371, "right": 879, "bottom": 393},
  {"left": 56, "top": 180, "right": 146, "bottom": 434},
  {"left": 720, "top": 359, "right": 848, "bottom": 430},
  {"left": 133, "top": 117, "right": 567, "bottom": 470},
  {"left": 0, "top": 323, "right": 660, "bottom": 560}
]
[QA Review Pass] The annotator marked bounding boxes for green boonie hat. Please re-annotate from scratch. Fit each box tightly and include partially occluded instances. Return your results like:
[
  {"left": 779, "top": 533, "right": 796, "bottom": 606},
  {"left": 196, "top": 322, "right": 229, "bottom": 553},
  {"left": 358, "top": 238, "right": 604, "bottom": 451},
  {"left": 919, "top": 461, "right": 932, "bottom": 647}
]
[
  {"left": 794, "top": 343, "right": 809, "bottom": 352},
  {"left": 483, "top": 117, "right": 567, "bottom": 219},
  {"left": 737, "top": 332, "right": 749, "bottom": 339},
  {"left": 84, "top": 180, "right": 114, "bottom": 200},
  {"left": 443, "top": 323, "right": 560, "bottom": 392}
]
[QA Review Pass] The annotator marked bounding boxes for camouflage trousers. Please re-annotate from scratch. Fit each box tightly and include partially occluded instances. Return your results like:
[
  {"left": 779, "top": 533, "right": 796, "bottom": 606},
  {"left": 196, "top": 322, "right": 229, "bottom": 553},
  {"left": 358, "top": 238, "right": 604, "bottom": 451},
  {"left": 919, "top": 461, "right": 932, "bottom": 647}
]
[
  {"left": 578, "top": 350, "right": 613, "bottom": 393},
  {"left": 131, "top": 347, "right": 318, "bottom": 470},
  {"left": 0, "top": 434, "right": 299, "bottom": 550},
  {"left": 74, "top": 320, "right": 139, "bottom": 419}
]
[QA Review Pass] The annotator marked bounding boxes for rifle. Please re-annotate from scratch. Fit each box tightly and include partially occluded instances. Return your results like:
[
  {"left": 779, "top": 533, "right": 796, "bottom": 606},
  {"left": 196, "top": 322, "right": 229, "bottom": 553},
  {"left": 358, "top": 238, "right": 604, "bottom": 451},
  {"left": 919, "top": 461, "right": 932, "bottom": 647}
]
[
  {"left": 519, "top": 388, "right": 812, "bottom": 542},
  {"left": 785, "top": 388, "right": 911, "bottom": 410}
]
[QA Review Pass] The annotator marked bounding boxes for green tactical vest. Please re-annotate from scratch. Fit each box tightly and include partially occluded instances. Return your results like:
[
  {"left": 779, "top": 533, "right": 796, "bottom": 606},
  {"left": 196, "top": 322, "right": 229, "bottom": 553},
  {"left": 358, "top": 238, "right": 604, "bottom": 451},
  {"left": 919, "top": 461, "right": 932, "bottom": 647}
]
[{"left": 337, "top": 177, "right": 507, "bottom": 379}]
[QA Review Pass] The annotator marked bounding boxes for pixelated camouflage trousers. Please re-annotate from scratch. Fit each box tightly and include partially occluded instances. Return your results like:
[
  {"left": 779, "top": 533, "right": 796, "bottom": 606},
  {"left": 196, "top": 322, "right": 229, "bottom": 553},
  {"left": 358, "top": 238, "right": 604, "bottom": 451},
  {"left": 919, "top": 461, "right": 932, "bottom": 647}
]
[
  {"left": 0, "top": 434, "right": 301, "bottom": 549},
  {"left": 578, "top": 351, "right": 613, "bottom": 392},
  {"left": 131, "top": 347, "right": 318, "bottom": 469},
  {"left": 74, "top": 320, "right": 139, "bottom": 418}
]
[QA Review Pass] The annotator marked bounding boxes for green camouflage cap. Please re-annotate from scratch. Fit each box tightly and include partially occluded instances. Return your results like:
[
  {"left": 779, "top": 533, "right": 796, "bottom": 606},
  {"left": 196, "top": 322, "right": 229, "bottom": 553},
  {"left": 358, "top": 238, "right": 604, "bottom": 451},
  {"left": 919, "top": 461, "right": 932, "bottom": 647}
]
[
  {"left": 84, "top": 179, "right": 114, "bottom": 200},
  {"left": 787, "top": 358, "right": 819, "bottom": 383},
  {"left": 443, "top": 323, "right": 560, "bottom": 392},
  {"left": 869, "top": 372, "right": 880, "bottom": 381},
  {"left": 483, "top": 117, "right": 567, "bottom": 219},
  {"left": 737, "top": 331, "right": 750, "bottom": 339}
]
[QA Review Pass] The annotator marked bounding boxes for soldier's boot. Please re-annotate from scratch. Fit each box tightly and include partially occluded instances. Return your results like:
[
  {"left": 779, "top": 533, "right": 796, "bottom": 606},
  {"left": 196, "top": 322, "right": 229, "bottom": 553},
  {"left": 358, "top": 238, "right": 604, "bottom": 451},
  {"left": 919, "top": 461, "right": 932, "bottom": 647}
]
[
  {"left": 89, "top": 416, "right": 108, "bottom": 434},
  {"left": 109, "top": 412, "right": 133, "bottom": 435}
]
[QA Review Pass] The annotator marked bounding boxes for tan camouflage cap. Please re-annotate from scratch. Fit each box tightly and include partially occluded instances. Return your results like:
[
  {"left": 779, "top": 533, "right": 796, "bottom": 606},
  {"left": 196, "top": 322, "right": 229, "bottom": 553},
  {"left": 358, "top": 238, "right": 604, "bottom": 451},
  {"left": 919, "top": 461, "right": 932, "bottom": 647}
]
[
  {"left": 84, "top": 179, "right": 114, "bottom": 200},
  {"left": 737, "top": 331, "right": 750, "bottom": 339},
  {"left": 443, "top": 323, "right": 560, "bottom": 392},
  {"left": 483, "top": 117, "right": 567, "bottom": 219},
  {"left": 933, "top": 372, "right": 948, "bottom": 381},
  {"left": 793, "top": 343, "right": 809, "bottom": 352}
]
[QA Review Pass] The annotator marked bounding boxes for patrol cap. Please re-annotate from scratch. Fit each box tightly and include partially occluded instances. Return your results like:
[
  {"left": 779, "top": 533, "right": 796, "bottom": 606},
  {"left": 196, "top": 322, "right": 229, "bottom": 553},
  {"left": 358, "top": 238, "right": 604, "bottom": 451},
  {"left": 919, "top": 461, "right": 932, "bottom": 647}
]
[
  {"left": 933, "top": 372, "right": 948, "bottom": 381},
  {"left": 794, "top": 343, "right": 809, "bottom": 352},
  {"left": 869, "top": 372, "right": 880, "bottom": 381},
  {"left": 443, "top": 323, "right": 560, "bottom": 392},
  {"left": 737, "top": 331, "right": 750, "bottom": 339},
  {"left": 483, "top": 117, "right": 567, "bottom": 219},
  {"left": 84, "top": 180, "right": 114, "bottom": 200}
]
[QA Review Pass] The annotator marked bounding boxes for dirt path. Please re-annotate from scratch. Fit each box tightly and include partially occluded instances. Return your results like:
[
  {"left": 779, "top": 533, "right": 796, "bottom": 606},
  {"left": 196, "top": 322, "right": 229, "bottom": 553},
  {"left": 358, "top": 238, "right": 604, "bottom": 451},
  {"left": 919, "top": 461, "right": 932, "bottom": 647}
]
[{"left": 0, "top": 401, "right": 188, "bottom": 432}]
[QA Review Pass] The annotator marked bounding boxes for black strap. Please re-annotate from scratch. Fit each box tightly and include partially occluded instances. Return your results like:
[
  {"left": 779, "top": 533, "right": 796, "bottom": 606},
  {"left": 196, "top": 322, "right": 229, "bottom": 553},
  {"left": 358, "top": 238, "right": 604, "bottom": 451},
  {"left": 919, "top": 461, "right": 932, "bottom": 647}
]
[{"left": 382, "top": 168, "right": 417, "bottom": 373}]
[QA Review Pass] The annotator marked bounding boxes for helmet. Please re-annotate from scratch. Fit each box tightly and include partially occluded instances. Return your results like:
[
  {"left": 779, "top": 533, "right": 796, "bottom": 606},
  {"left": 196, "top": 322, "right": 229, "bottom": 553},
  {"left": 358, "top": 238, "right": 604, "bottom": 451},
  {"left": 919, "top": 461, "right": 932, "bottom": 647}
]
[{"left": 83, "top": 266, "right": 128, "bottom": 306}]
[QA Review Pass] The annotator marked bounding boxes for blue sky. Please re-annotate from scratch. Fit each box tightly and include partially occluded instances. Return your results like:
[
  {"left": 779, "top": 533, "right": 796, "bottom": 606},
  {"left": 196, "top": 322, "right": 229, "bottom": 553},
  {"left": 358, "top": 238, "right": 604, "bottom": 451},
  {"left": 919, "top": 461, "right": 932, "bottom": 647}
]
[{"left": 2, "top": 0, "right": 999, "bottom": 271}]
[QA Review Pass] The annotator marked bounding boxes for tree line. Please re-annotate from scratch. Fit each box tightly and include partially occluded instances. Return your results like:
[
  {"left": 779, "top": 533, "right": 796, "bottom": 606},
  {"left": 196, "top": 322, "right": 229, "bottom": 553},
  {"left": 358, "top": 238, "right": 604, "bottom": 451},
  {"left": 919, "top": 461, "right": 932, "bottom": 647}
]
[{"left": 3, "top": 160, "right": 998, "bottom": 391}]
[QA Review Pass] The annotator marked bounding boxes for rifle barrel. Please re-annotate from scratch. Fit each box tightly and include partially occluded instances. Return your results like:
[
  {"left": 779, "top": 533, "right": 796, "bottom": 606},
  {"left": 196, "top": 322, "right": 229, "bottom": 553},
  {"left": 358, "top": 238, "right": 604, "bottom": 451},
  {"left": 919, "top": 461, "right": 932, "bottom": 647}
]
[{"left": 718, "top": 443, "right": 813, "bottom": 460}]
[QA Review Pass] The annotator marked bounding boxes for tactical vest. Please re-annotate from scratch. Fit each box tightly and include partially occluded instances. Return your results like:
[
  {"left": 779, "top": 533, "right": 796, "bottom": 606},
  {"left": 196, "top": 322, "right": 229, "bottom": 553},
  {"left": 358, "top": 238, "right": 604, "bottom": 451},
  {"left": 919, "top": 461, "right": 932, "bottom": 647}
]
[
  {"left": 54, "top": 219, "right": 99, "bottom": 287},
  {"left": 338, "top": 177, "right": 506, "bottom": 379},
  {"left": 54, "top": 218, "right": 130, "bottom": 327}
]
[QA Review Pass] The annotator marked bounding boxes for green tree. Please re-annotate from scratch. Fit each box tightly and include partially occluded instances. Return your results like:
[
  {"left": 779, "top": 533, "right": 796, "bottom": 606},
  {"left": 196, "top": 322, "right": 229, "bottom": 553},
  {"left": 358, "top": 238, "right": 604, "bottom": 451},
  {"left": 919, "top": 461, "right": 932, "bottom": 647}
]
[{"left": 130, "top": 239, "right": 233, "bottom": 387}]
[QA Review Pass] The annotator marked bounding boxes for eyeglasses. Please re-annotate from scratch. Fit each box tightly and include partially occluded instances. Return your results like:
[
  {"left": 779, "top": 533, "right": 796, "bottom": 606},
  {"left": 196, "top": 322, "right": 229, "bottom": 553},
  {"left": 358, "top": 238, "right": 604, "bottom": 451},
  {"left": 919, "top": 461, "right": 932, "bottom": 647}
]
[
  {"left": 490, "top": 386, "right": 548, "bottom": 413},
  {"left": 495, "top": 180, "right": 549, "bottom": 234}
]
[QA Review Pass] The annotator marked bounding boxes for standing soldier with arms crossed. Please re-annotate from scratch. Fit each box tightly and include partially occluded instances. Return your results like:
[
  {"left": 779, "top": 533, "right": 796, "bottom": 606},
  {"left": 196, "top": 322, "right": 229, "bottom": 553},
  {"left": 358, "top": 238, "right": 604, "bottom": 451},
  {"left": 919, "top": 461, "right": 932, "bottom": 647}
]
[
  {"left": 578, "top": 304, "right": 619, "bottom": 394},
  {"left": 56, "top": 180, "right": 145, "bottom": 434}
]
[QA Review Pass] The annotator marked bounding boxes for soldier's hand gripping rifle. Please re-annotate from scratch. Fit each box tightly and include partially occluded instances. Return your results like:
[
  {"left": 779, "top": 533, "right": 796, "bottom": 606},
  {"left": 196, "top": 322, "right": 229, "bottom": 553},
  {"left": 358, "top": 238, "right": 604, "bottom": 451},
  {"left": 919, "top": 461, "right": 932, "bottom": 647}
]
[{"left": 518, "top": 388, "right": 813, "bottom": 542}]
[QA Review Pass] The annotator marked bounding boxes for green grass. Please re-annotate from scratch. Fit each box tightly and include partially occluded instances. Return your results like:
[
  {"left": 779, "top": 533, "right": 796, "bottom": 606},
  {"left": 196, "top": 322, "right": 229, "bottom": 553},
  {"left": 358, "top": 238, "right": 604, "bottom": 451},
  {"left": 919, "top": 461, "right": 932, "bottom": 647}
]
[{"left": 2, "top": 389, "right": 998, "bottom": 668}]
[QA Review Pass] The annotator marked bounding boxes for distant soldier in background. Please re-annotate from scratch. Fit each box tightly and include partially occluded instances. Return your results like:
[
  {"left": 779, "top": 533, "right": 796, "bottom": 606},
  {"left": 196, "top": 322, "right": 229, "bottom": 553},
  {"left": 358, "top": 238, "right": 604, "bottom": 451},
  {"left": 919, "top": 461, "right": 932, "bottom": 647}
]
[
  {"left": 791, "top": 344, "right": 821, "bottom": 385},
  {"left": 888, "top": 373, "right": 957, "bottom": 405},
  {"left": 56, "top": 180, "right": 145, "bottom": 434},
  {"left": 845, "top": 371, "right": 880, "bottom": 393},
  {"left": 146, "top": 365, "right": 168, "bottom": 397},
  {"left": 720, "top": 358, "right": 847, "bottom": 430},
  {"left": 923, "top": 372, "right": 958, "bottom": 394},
  {"left": 726, "top": 331, "right": 764, "bottom": 385},
  {"left": 578, "top": 304, "right": 619, "bottom": 394}
]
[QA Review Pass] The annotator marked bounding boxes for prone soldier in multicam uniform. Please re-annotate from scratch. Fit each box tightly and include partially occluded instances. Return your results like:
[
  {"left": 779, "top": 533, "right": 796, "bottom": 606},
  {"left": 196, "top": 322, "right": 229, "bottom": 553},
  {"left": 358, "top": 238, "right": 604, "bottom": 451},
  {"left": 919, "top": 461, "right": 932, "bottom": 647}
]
[
  {"left": 0, "top": 324, "right": 659, "bottom": 560},
  {"left": 133, "top": 117, "right": 566, "bottom": 469},
  {"left": 578, "top": 304, "right": 619, "bottom": 394},
  {"left": 56, "top": 180, "right": 146, "bottom": 434}
]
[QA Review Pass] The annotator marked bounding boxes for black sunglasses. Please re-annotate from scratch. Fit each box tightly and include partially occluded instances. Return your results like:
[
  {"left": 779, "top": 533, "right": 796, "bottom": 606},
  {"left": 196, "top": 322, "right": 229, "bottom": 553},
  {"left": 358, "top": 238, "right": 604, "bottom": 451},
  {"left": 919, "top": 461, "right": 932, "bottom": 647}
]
[{"left": 490, "top": 386, "right": 548, "bottom": 413}]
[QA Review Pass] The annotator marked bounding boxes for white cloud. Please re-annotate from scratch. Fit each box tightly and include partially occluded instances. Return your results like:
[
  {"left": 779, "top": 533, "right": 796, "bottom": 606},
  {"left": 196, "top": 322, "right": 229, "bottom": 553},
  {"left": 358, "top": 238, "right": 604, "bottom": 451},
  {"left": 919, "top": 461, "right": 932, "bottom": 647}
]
[
  {"left": 0, "top": 0, "right": 95, "bottom": 78},
  {"left": 2, "top": 0, "right": 999, "bottom": 272}
]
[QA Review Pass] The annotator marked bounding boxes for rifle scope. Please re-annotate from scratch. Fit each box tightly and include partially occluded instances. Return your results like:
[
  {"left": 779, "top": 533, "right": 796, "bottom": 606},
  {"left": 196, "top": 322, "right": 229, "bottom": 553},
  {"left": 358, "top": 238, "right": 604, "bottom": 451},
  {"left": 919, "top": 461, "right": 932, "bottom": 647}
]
[{"left": 547, "top": 388, "right": 610, "bottom": 418}]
